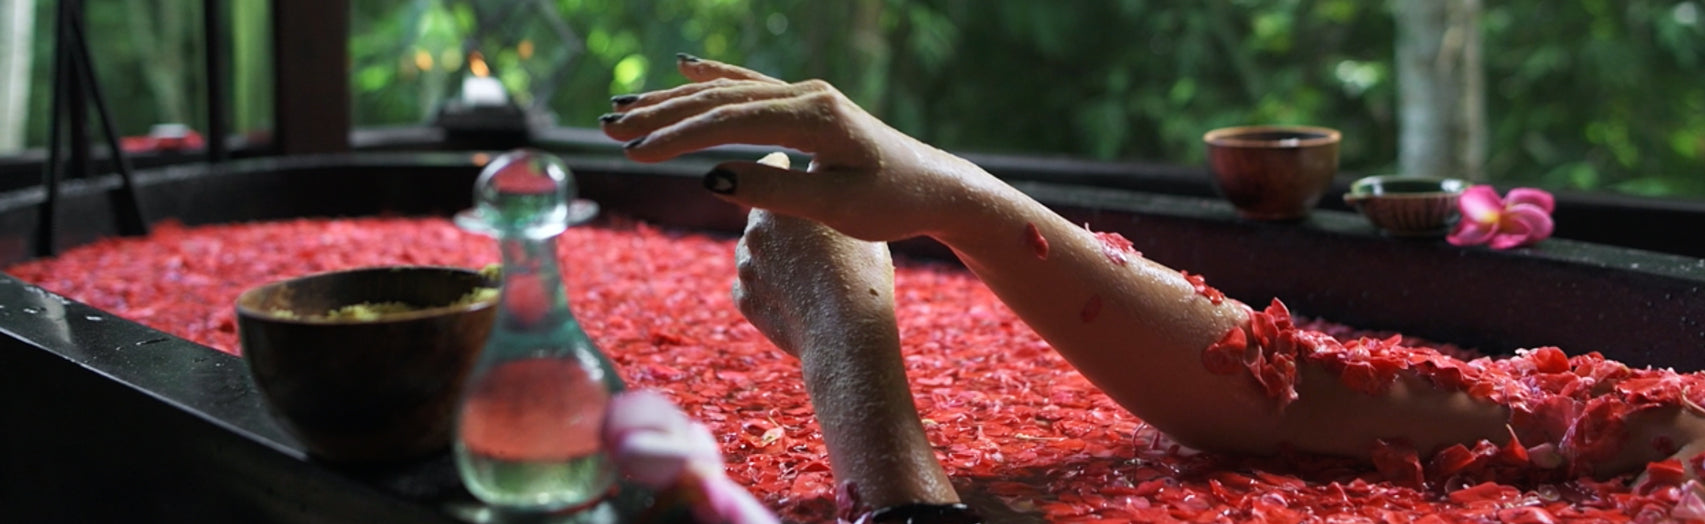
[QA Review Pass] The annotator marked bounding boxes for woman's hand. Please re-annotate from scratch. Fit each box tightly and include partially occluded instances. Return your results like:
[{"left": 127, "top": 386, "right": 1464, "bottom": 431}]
[
  {"left": 600, "top": 54, "right": 1000, "bottom": 242},
  {"left": 726, "top": 154, "right": 898, "bottom": 358}
]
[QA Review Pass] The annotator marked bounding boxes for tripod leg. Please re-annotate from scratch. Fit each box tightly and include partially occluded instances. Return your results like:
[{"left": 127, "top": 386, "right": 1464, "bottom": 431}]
[
  {"left": 67, "top": 4, "right": 149, "bottom": 237},
  {"left": 36, "top": 1, "right": 71, "bottom": 257},
  {"left": 202, "top": 0, "right": 228, "bottom": 162}
]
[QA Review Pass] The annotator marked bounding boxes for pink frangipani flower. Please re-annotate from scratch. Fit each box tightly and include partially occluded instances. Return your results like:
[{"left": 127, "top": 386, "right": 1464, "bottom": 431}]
[
  {"left": 602, "top": 389, "right": 779, "bottom": 524},
  {"left": 1447, "top": 185, "right": 1556, "bottom": 249}
]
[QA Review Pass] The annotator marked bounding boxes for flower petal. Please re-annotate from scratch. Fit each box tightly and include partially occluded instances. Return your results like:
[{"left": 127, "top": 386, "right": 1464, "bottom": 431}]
[
  {"left": 1505, "top": 187, "right": 1556, "bottom": 214},
  {"left": 602, "top": 391, "right": 779, "bottom": 523},
  {"left": 1447, "top": 217, "right": 1498, "bottom": 246},
  {"left": 697, "top": 473, "right": 783, "bottom": 524},
  {"left": 602, "top": 390, "right": 727, "bottom": 486},
  {"left": 1488, "top": 231, "right": 1533, "bottom": 250},
  {"left": 610, "top": 431, "right": 693, "bottom": 488},
  {"left": 1487, "top": 204, "right": 1555, "bottom": 249},
  {"left": 1504, "top": 203, "right": 1555, "bottom": 239},
  {"left": 603, "top": 389, "right": 690, "bottom": 441},
  {"left": 1457, "top": 185, "right": 1505, "bottom": 225}
]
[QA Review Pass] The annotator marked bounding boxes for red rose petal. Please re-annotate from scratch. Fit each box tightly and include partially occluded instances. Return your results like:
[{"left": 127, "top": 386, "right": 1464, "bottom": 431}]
[
  {"left": 1022, "top": 222, "right": 1050, "bottom": 261},
  {"left": 1202, "top": 327, "right": 1247, "bottom": 375},
  {"left": 1092, "top": 229, "right": 1137, "bottom": 265}
]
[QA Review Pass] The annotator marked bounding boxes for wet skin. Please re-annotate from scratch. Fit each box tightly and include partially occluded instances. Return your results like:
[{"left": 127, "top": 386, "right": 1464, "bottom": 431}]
[{"left": 602, "top": 56, "right": 1705, "bottom": 511}]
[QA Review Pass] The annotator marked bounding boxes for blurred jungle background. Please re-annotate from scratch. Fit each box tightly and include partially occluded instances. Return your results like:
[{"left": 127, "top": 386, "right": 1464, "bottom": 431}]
[{"left": 1, "top": 0, "right": 1701, "bottom": 198}]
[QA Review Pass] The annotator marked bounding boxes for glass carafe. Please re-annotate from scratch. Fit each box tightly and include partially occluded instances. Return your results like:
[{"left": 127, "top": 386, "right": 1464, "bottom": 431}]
[{"left": 453, "top": 150, "right": 623, "bottom": 512}]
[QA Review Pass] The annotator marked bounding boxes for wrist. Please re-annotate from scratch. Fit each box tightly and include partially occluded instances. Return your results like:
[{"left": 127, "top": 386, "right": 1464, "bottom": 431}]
[{"left": 925, "top": 170, "right": 1026, "bottom": 249}]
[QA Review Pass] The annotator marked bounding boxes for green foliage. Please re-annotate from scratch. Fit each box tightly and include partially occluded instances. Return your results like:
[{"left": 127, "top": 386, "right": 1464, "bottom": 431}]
[
  {"left": 342, "top": 0, "right": 1705, "bottom": 199},
  {"left": 18, "top": 0, "right": 209, "bottom": 144},
  {"left": 348, "top": 0, "right": 1402, "bottom": 173},
  {"left": 231, "top": 0, "right": 273, "bottom": 134},
  {"left": 12, "top": 0, "right": 273, "bottom": 147},
  {"left": 1482, "top": 0, "right": 1705, "bottom": 197},
  {"left": 7, "top": 1, "right": 1701, "bottom": 202}
]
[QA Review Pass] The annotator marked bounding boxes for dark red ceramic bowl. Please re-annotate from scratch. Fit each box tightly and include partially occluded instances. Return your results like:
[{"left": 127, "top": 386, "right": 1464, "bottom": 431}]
[{"left": 1204, "top": 125, "right": 1342, "bottom": 221}]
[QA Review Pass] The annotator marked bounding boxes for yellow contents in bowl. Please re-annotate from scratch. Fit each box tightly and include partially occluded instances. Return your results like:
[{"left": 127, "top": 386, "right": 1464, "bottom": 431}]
[
  {"left": 456, "top": 287, "right": 501, "bottom": 306},
  {"left": 268, "top": 287, "right": 499, "bottom": 321},
  {"left": 324, "top": 301, "right": 420, "bottom": 321}
]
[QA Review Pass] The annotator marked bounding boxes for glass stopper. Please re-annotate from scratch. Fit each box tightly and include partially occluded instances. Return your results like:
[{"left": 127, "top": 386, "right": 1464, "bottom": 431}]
[{"left": 457, "top": 149, "right": 575, "bottom": 239}]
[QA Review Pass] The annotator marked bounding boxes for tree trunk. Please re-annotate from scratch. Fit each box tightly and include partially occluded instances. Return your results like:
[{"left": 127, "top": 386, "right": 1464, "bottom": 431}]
[
  {"left": 0, "top": 0, "right": 34, "bottom": 150},
  {"left": 1394, "top": 0, "right": 1485, "bottom": 180}
]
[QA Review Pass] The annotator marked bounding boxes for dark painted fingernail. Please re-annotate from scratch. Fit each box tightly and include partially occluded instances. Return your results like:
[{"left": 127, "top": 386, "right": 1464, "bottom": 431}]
[
  {"left": 624, "top": 137, "right": 646, "bottom": 149},
  {"left": 704, "top": 168, "right": 736, "bottom": 194},
  {"left": 598, "top": 113, "right": 623, "bottom": 124},
  {"left": 610, "top": 94, "right": 640, "bottom": 105},
  {"left": 676, "top": 52, "right": 701, "bottom": 63}
]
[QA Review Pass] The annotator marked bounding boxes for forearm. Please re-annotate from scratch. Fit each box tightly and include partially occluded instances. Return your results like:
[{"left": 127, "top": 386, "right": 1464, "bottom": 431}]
[
  {"left": 795, "top": 305, "right": 958, "bottom": 511},
  {"left": 924, "top": 174, "right": 1282, "bottom": 451}
]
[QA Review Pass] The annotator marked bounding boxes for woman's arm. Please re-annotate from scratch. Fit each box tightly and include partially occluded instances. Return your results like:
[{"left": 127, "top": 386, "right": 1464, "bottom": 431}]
[
  {"left": 606, "top": 56, "right": 1319, "bottom": 453},
  {"left": 602, "top": 55, "right": 1705, "bottom": 478}
]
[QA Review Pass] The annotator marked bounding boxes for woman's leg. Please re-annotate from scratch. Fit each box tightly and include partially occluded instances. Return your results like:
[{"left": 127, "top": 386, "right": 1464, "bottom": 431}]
[{"left": 730, "top": 155, "right": 963, "bottom": 520}]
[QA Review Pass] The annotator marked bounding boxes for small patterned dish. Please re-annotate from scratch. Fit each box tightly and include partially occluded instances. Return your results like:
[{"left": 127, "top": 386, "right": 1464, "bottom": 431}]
[{"left": 1343, "top": 175, "right": 1469, "bottom": 237}]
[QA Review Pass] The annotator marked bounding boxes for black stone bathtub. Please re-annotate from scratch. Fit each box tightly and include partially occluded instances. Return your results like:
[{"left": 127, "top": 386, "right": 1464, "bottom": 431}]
[{"left": 2, "top": 152, "right": 1702, "bottom": 523}]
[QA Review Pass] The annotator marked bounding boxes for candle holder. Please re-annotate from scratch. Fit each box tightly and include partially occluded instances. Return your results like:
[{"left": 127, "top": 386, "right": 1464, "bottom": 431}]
[{"left": 433, "top": 52, "right": 555, "bottom": 148}]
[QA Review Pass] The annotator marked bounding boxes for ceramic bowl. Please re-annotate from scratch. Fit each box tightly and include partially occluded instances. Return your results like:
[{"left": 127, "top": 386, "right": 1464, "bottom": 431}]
[
  {"left": 1204, "top": 125, "right": 1342, "bottom": 221},
  {"left": 236, "top": 266, "right": 497, "bottom": 463},
  {"left": 1343, "top": 175, "right": 1469, "bottom": 236}
]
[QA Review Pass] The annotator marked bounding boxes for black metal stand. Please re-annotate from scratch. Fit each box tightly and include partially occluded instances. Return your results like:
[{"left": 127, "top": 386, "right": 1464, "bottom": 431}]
[
  {"left": 37, "top": 0, "right": 149, "bottom": 257},
  {"left": 202, "top": 0, "right": 228, "bottom": 163}
]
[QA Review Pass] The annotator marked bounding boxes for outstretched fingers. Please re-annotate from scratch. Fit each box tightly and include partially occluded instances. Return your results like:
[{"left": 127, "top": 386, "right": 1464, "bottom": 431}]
[
  {"left": 675, "top": 53, "right": 786, "bottom": 84},
  {"left": 621, "top": 86, "right": 867, "bottom": 165},
  {"left": 602, "top": 81, "right": 814, "bottom": 142},
  {"left": 609, "top": 78, "right": 747, "bottom": 112},
  {"left": 607, "top": 55, "right": 784, "bottom": 111},
  {"left": 603, "top": 56, "right": 932, "bottom": 241}
]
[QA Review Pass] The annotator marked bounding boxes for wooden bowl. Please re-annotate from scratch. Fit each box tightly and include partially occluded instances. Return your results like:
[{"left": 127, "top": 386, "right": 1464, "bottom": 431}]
[
  {"left": 236, "top": 266, "right": 497, "bottom": 463},
  {"left": 1343, "top": 175, "right": 1469, "bottom": 237},
  {"left": 1204, "top": 125, "right": 1342, "bottom": 220}
]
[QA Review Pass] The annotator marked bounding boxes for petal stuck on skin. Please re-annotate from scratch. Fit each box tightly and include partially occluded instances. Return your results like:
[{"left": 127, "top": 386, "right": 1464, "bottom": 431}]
[{"left": 1446, "top": 185, "right": 1555, "bottom": 249}]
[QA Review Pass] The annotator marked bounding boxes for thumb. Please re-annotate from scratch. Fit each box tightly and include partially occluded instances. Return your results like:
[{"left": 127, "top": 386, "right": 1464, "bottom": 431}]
[{"left": 701, "top": 160, "right": 865, "bottom": 221}]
